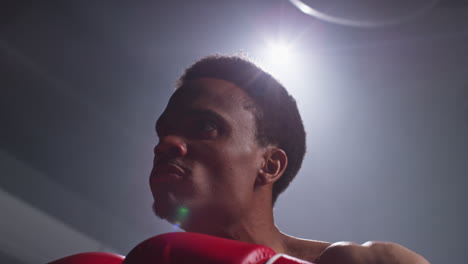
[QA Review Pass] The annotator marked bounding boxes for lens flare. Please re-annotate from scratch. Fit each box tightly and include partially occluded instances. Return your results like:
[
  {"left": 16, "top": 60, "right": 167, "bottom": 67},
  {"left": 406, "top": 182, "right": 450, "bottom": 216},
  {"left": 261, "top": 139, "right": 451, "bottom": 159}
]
[
  {"left": 171, "top": 206, "right": 189, "bottom": 231},
  {"left": 178, "top": 207, "right": 189, "bottom": 221}
]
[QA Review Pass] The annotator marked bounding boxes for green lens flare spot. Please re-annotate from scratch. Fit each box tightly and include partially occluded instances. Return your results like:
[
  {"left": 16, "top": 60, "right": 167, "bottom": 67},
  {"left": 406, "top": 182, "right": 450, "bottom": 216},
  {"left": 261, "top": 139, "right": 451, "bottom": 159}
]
[
  {"left": 176, "top": 206, "right": 189, "bottom": 222},
  {"left": 179, "top": 207, "right": 189, "bottom": 216}
]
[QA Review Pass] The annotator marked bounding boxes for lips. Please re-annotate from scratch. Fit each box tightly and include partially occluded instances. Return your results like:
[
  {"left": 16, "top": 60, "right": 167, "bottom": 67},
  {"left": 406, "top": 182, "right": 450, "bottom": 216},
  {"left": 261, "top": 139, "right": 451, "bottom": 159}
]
[{"left": 151, "top": 162, "right": 187, "bottom": 184}]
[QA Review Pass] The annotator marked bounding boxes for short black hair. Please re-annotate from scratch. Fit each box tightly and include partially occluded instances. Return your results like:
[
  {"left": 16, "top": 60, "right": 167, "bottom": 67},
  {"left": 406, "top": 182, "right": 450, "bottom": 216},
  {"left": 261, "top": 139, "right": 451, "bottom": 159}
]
[{"left": 176, "top": 54, "right": 306, "bottom": 205}]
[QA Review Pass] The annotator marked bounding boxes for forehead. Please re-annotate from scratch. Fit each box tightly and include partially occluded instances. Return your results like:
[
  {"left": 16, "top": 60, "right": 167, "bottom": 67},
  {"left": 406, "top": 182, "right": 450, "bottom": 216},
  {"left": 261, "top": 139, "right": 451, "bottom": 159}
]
[
  {"left": 164, "top": 78, "right": 254, "bottom": 115},
  {"left": 169, "top": 78, "right": 251, "bottom": 111}
]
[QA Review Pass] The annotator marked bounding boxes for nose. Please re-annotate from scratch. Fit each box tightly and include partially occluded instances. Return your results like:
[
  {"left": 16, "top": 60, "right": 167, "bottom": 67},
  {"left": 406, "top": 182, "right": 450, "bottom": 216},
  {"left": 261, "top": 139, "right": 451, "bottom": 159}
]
[{"left": 154, "top": 135, "right": 188, "bottom": 160}]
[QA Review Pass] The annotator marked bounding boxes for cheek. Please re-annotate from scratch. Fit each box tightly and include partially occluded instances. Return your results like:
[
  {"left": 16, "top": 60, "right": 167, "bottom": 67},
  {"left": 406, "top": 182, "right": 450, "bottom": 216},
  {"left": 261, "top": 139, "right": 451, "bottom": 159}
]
[
  {"left": 191, "top": 143, "right": 259, "bottom": 193},
  {"left": 211, "top": 144, "right": 260, "bottom": 192}
]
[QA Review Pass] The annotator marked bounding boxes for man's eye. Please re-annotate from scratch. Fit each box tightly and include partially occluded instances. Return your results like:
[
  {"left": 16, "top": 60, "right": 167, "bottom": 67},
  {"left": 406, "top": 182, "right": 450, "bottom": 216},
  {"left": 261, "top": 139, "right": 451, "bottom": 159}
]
[
  {"left": 199, "top": 120, "right": 217, "bottom": 131},
  {"left": 193, "top": 120, "right": 218, "bottom": 137}
]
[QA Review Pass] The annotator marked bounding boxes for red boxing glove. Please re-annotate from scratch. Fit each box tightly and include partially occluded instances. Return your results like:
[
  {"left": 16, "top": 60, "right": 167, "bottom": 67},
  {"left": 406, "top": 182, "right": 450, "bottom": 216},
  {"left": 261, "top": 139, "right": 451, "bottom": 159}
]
[
  {"left": 47, "top": 252, "right": 124, "bottom": 264},
  {"left": 47, "top": 232, "right": 314, "bottom": 264},
  {"left": 123, "top": 232, "right": 314, "bottom": 264},
  {"left": 123, "top": 232, "right": 274, "bottom": 264}
]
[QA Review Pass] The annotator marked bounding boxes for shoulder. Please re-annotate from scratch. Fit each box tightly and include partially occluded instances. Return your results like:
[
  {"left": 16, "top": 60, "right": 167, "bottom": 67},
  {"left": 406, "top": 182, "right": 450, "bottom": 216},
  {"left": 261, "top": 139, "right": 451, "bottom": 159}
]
[
  {"left": 315, "top": 241, "right": 430, "bottom": 264},
  {"left": 280, "top": 233, "right": 332, "bottom": 262}
]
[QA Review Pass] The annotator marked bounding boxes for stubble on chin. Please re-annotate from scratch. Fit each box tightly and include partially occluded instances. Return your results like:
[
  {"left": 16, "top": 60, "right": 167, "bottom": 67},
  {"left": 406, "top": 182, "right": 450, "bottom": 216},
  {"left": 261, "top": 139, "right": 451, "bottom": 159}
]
[
  {"left": 152, "top": 200, "right": 175, "bottom": 222},
  {"left": 152, "top": 193, "right": 184, "bottom": 225}
]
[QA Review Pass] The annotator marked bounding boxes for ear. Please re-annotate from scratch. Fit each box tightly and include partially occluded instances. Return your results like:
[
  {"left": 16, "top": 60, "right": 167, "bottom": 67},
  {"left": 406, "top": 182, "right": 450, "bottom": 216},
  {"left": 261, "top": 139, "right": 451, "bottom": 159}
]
[{"left": 257, "top": 147, "right": 288, "bottom": 186}]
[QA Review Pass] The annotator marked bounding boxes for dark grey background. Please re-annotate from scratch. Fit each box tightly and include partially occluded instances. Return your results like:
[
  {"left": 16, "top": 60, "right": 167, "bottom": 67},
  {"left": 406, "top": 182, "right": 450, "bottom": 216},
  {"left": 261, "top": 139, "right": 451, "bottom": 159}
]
[{"left": 1, "top": 1, "right": 467, "bottom": 263}]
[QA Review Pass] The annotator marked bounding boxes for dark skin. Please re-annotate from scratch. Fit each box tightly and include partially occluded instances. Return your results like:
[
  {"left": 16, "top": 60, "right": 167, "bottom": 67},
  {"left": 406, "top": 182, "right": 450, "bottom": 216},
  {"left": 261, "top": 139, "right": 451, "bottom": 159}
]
[{"left": 150, "top": 78, "right": 430, "bottom": 263}]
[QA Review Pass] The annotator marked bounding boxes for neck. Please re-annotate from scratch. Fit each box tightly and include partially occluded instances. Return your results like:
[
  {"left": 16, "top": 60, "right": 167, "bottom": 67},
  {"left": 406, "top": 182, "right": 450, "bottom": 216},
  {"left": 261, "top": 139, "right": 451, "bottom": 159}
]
[{"left": 183, "top": 193, "right": 287, "bottom": 253}]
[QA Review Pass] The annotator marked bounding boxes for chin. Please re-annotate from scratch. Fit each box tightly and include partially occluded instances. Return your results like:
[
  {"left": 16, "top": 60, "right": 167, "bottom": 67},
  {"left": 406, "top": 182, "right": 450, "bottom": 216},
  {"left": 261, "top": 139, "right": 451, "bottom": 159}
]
[
  {"left": 152, "top": 197, "right": 191, "bottom": 226},
  {"left": 152, "top": 200, "right": 175, "bottom": 221},
  {"left": 152, "top": 196, "right": 227, "bottom": 231}
]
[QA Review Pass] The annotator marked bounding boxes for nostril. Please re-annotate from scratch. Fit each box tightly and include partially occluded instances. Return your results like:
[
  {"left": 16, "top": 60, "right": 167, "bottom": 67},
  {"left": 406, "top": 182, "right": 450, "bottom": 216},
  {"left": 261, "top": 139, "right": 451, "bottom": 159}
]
[{"left": 167, "top": 146, "right": 180, "bottom": 157}]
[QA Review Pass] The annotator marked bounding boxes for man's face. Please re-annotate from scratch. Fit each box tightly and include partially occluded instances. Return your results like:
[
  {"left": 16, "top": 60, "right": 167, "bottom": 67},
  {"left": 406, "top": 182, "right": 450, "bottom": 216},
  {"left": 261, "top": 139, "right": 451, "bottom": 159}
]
[{"left": 150, "top": 78, "right": 265, "bottom": 228}]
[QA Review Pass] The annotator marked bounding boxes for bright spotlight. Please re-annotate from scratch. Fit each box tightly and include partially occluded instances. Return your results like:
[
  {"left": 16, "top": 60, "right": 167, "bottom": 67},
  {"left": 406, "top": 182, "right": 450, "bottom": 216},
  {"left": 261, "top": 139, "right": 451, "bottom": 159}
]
[
  {"left": 253, "top": 38, "right": 319, "bottom": 111},
  {"left": 257, "top": 40, "right": 302, "bottom": 86},
  {"left": 267, "top": 42, "right": 292, "bottom": 64}
]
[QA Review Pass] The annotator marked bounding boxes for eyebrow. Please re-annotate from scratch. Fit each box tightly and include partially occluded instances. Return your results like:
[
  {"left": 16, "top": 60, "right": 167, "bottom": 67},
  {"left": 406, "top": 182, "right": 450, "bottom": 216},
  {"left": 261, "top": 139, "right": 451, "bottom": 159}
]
[{"left": 155, "top": 107, "right": 227, "bottom": 134}]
